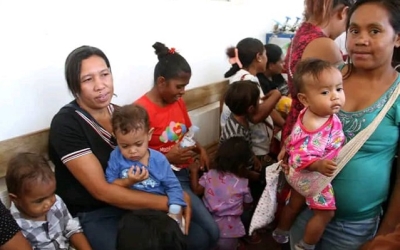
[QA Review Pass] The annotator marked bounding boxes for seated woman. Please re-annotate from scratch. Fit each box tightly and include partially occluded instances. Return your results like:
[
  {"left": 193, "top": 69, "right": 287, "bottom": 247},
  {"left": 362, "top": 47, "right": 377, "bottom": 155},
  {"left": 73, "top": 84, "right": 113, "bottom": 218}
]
[
  {"left": 257, "top": 43, "right": 292, "bottom": 118},
  {"left": 0, "top": 201, "right": 31, "bottom": 250},
  {"left": 257, "top": 43, "right": 289, "bottom": 97},
  {"left": 135, "top": 42, "right": 219, "bottom": 250},
  {"left": 48, "top": 45, "right": 190, "bottom": 250}
]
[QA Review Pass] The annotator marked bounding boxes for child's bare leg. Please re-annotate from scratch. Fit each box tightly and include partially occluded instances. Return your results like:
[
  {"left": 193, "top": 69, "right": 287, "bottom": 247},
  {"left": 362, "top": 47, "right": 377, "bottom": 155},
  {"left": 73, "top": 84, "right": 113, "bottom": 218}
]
[
  {"left": 273, "top": 189, "right": 306, "bottom": 243},
  {"left": 278, "top": 189, "right": 306, "bottom": 230},
  {"left": 304, "top": 210, "right": 334, "bottom": 244},
  {"left": 295, "top": 210, "right": 334, "bottom": 250}
]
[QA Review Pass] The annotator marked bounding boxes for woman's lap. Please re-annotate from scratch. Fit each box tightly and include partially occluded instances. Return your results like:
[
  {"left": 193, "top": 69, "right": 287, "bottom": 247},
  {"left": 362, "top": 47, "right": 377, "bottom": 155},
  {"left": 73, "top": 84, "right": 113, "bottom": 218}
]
[
  {"left": 77, "top": 206, "right": 126, "bottom": 250},
  {"left": 290, "top": 209, "right": 379, "bottom": 250}
]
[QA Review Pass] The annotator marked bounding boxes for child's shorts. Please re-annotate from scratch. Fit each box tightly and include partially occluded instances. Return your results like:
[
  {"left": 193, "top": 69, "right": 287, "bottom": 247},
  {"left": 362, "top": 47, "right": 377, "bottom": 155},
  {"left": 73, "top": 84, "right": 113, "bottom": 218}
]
[{"left": 305, "top": 183, "right": 336, "bottom": 210}]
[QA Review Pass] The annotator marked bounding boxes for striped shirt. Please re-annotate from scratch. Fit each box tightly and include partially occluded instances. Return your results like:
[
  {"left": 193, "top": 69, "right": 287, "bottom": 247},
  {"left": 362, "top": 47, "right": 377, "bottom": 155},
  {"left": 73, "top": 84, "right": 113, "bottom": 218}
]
[
  {"left": 10, "top": 195, "right": 82, "bottom": 250},
  {"left": 220, "top": 114, "right": 252, "bottom": 148}
]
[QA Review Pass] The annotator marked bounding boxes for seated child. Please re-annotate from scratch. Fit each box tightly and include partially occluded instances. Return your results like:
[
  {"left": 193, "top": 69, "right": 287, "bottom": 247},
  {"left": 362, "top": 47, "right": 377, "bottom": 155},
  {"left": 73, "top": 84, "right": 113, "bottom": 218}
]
[
  {"left": 220, "top": 80, "right": 261, "bottom": 170},
  {"left": 5, "top": 152, "right": 92, "bottom": 250},
  {"left": 220, "top": 80, "right": 269, "bottom": 218},
  {"left": 105, "top": 104, "right": 186, "bottom": 232},
  {"left": 117, "top": 209, "right": 186, "bottom": 250},
  {"left": 272, "top": 59, "right": 346, "bottom": 250},
  {"left": 189, "top": 137, "right": 253, "bottom": 250}
]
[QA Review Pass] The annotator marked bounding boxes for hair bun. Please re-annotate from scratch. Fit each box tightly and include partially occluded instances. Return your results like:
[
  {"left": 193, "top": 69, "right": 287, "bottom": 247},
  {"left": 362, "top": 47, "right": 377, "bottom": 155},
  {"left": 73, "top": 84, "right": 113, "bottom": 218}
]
[{"left": 152, "top": 42, "right": 169, "bottom": 60}]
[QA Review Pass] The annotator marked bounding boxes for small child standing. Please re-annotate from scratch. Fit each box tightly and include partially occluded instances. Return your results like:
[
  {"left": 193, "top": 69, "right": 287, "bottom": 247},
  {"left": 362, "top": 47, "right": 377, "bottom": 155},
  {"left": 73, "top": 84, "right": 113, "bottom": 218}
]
[
  {"left": 272, "top": 59, "right": 346, "bottom": 250},
  {"left": 105, "top": 104, "right": 187, "bottom": 232},
  {"left": 5, "top": 152, "right": 92, "bottom": 250},
  {"left": 190, "top": 137, "right": 253, "bottom": 250}
]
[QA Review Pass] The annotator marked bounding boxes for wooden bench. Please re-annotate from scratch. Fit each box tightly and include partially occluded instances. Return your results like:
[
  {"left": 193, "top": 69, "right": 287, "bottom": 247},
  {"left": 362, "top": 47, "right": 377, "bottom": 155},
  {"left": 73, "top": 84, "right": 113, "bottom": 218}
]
[{"left": 0, "top": 80, "right": 229, "bottom": 184}]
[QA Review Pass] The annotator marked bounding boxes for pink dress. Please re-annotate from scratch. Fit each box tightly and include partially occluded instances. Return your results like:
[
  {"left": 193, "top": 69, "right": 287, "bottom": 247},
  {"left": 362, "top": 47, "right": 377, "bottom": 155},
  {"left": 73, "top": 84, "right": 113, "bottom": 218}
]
[
  {"left": 200, "top": 170, "right": 253, "bottom": 238},
  {"left": 286, "top": 108, "right": 345, "bottom": 210}
]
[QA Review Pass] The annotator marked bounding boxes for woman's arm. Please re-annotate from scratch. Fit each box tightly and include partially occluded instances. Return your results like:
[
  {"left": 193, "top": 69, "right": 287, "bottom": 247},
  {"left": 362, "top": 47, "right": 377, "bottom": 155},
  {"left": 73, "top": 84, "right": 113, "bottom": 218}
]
[
  {"left": 0, "top": 232, "right": 32, "bottom": 250},
  {"left": 249, "top": 90, "right": 281, "bottom": 124},
  {"left": 376, "top": 146, "right": 400, "bottom": 235},
  {"left": 302, "top": 37, "right": 344, "bottom": 65},
  {"left": 270, "top": 109, "right": 285, "bottom": 128},
  {"left": 65, "top": 154, "right": 169, "bottom": 211}
]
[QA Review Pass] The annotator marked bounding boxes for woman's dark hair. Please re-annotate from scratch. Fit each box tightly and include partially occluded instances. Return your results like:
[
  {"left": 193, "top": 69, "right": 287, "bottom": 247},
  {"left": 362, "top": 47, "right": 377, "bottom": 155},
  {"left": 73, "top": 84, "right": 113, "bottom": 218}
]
[
  {"left": 153, "top": 42, "right": 191, "bottom": 84},
  {"left": 304, "top": 0, "right": 356, "bottom": 24},
  {"left": 344, "top": 0, "right": 400, "bottom": 77},
  {"left": 214, "top": 137, "right": 252, "bottom": 177},
  {"left": 65, "top": 46, "right": 111, "bottom": 98},
  {"left": 112, "top": 104, "right": 150, "bottom": 135},
  {"left": 224, "top": 38, "right": 264, "bottom": 78},
  {"left": 117, "top": 210, "right": 186, "bottom": 250},
  {"left": 265, "top": 44, "right": 283, "bottom": 66},
  {"left": 224, "top": 81, "right": 260, "bottom": 116}
]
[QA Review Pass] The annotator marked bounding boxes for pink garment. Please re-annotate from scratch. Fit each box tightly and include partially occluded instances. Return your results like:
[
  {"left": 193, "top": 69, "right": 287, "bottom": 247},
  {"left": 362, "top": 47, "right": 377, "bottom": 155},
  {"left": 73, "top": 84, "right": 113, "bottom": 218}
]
[
  {"left": 286, "top": 108, "right": 345, "bottom": 210},
  {"left": 200, "top": 170, "right": 253, "bottom": 238}
]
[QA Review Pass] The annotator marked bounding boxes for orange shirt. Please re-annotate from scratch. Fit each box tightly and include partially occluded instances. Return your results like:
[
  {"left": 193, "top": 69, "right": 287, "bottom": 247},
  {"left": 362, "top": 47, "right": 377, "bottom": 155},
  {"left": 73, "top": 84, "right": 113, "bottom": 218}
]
[{"left": 135, "top": 95, "right": 192, "bottom": 155}]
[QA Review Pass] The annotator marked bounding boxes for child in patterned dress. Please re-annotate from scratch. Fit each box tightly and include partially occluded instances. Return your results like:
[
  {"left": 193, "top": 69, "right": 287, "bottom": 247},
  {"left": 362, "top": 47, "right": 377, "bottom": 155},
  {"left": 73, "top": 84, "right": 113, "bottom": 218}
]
[
  {"left": 272, "top": 59, "right": 346, "bottom": 250},
  {"left": 189, "top": 137, "right": 254, "bottom": 250}
]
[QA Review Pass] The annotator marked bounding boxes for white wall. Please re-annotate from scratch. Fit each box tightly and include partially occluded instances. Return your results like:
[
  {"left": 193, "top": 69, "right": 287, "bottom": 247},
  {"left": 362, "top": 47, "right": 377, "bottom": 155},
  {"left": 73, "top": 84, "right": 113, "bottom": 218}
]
[{"left": 0, "top": 0, "right": 303, "bottom": 141}]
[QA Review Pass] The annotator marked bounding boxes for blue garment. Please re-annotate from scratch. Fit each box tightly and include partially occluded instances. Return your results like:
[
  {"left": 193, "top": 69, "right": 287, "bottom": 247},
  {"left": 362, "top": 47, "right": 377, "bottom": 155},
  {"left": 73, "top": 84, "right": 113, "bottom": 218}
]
[
  {"left": 290, "top": 209, "right": 379, "bottom": 250},
  {"left": 106, "top": 148, "right": 186, "bottom": 207}
]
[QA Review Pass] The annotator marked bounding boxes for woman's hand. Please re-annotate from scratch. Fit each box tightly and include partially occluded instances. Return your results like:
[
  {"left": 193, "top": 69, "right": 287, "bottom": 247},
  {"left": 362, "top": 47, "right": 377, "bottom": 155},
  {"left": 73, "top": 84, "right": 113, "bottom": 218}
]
[
  {"left": 182, "top": 192, "right": 192, "bottom": 235},
  {"left": 165, "top": 144, "right": 196, "bottom": 165},
  {"left": 198, "top": 147, "right": 210, "bottom": 171}
]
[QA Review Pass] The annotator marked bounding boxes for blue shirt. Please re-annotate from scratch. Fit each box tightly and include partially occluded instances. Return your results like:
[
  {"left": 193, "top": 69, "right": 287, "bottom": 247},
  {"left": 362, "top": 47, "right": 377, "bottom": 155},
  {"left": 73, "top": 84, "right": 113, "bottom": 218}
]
[{"left": 106, "top": 148, "right": 186, "bottom": 207}]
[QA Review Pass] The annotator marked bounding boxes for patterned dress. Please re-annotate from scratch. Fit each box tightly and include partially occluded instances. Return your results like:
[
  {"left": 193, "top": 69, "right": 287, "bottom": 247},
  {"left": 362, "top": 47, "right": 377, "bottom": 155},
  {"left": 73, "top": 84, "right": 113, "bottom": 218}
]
[
  {"left": 286, "top": 109, "right": 345, "bottom": 210},
  {"left": 200, "top": 170, "right": 253, "bottom": 238},
  {"left": 281, "top": 22, "right": 327, "bottom": 144}
]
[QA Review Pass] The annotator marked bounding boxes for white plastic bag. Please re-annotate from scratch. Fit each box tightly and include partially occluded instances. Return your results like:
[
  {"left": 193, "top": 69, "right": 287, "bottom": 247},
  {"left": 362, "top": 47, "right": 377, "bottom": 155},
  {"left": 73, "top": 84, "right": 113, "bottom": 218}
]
[{"left": 249, "top": 161, "right": 281, "bottom": 235}]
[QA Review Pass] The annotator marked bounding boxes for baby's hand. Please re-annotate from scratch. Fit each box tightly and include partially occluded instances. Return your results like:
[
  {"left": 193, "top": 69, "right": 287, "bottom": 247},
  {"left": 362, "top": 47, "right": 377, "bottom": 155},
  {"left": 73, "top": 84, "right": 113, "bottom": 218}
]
[
  {"left": 315, "top": 160, "right": 337, "bottom": 177},
  {"left": 127, "top": 166, "right": 149, "bottom": 185}
]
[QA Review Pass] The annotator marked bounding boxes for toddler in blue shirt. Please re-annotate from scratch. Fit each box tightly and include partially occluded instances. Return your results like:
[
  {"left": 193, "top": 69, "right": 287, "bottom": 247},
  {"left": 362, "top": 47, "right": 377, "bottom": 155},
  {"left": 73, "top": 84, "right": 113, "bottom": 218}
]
[{"left": 106, "top": 105, "right": 186, "bottom": 230}]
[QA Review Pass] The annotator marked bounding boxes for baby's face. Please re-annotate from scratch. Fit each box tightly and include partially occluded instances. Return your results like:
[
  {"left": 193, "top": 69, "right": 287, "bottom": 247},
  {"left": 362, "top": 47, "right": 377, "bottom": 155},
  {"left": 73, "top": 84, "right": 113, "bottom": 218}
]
[
  {"left": 14, "top": 178, "right": 56, "bottom": 220},
  {"left": 116, "top": 128, "right": 151, "bottom": 165},
  {"left": 303, "top": 68, "right": 345, "bottom": 117}
]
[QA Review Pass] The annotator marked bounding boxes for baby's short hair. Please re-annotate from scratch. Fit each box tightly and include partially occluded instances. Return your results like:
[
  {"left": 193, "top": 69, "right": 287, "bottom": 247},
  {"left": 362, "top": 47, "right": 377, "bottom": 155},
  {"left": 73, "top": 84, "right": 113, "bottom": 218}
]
[
  {"left": 112, "top": 104, "right": 150, "bottom": 135},
  {"left": 117, "top": 210, "right": 186, "bottom": 250},
  {"left": 224, "top": 80, "right": 260, "bottom": 116},
  {"left": 293, "top": 58, "right": 336, "bottom": 94},
  {"left": 5, "top": 152, "right": 54, "bottom": 195}
]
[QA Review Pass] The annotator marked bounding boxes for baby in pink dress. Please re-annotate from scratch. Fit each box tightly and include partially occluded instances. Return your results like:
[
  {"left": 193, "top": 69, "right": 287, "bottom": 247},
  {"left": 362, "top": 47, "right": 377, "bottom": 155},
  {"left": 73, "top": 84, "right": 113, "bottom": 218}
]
[
  {"left": 272, "top": 59, "right": 346, "bottom": 250},
  {"left": 189, "top": 137, "right": 254, "bottom": 250}
]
